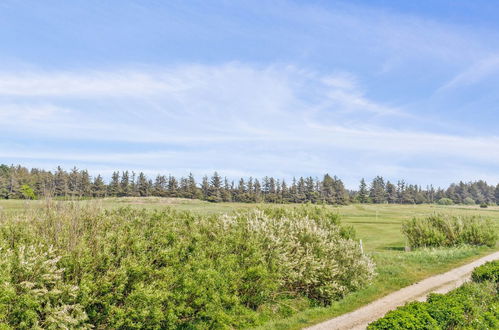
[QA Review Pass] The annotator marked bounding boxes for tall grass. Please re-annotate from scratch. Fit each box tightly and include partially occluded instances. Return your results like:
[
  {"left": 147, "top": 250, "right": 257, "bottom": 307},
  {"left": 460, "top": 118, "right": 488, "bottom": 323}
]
[
  {"left": 402, "top": 214, "right": 497, "bottom": 248},
  {"left": 0, "top": 202, "right": 374, "bottom": 329}
]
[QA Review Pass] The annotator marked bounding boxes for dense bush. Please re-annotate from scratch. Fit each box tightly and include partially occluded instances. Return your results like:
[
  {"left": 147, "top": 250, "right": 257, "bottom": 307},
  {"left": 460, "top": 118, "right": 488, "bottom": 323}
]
[
  {"left": 472, "top": 260, "right": 499, "bottom": 283},
  {"left": 368, "top": 280, "right": 499, "bottom": 329},
  {"left": 437, "top": 198, "right": 454, "bottom": 205},
  {"left": 0, "top": 203, "right": 374, "bottom": 328},
  {"left": 402, "top": 214, "right": 497, "bottom": 248},
  {"left": 463, "top": 197, "right": 476, "bottom": 205}
]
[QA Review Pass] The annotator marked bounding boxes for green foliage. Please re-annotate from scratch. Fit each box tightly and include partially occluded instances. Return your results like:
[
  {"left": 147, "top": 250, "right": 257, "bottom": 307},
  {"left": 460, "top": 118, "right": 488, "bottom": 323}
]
[
  {"left": 463, "top": 197, "right": 476, "bottom": 205},
  {"left": 402, "top": 214, "right": 497, "bottom": 248},
  {"left": 437, "top": 198, "right": 454, "bottom": 205},
  {"left": 368, "top": 281, "right": 499, "bottom": 330},
  {"left": 0, "top": 203, "right": 374, "bottom": 328},
  {"left": 19, "top": 185, "right": 36, "bottom": 200},
  {"left": 472, "top": 260, "right": 499, "bottom": 283},
  {"left": 0, "top": 245, "right": 89, "bottom": 329},
  {"left": 367, "top": 302, "right": 438, "bottom": 329}
]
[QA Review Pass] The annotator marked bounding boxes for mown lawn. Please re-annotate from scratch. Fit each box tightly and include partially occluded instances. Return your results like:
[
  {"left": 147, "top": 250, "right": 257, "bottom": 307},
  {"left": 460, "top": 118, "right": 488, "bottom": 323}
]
[{"left": 1, "top": 198, "right": 498, "bottom": 329}]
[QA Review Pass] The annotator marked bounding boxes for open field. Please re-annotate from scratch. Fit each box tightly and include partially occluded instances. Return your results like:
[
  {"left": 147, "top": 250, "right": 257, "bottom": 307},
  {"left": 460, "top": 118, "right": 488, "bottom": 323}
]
[{"left": 1, "top": 198, "right": 498, "bottom": 329}]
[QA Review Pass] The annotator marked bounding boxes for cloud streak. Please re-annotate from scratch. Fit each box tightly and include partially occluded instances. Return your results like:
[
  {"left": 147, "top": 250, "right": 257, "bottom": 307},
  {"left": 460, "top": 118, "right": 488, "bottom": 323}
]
[{"left": 1, "top": 62, "right": 499, "bottom": 187}]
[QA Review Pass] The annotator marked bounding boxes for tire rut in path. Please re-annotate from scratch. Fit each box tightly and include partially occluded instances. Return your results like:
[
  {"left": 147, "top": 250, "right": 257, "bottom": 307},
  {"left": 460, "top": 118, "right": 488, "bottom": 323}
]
[{"left": 306, "top": 251, "right": 499, "bottom": 330}]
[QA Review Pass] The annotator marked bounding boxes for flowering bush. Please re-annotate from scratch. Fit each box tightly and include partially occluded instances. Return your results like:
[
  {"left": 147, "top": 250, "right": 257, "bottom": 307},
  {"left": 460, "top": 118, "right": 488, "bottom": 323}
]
[{"left": 0, "top": 203, "right": 375, "bottom": 328}]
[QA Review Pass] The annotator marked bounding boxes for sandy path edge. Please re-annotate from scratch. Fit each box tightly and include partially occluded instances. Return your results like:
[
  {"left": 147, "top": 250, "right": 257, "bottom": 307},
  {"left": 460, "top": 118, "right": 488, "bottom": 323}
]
[{"left": 306, "top": 251, "right": 499, "bottom": 330}]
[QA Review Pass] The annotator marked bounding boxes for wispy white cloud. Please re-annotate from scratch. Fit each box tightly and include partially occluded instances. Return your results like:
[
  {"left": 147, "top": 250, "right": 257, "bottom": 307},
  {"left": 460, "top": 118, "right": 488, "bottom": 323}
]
[
  {"left": 1, "top": 63, "right": 498, "bottom": 187},
  {"left": 438, "top": 54, "right": 499, "bottom": 91},
  {"left": 0, "top": 103, "right": 69, "bottom": 121}
]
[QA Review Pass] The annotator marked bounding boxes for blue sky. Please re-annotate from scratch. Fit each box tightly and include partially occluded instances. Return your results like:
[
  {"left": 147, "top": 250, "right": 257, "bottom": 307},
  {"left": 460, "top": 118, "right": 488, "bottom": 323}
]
[{"left": 1, "top": 0, "right": 499, "bottom": 188}]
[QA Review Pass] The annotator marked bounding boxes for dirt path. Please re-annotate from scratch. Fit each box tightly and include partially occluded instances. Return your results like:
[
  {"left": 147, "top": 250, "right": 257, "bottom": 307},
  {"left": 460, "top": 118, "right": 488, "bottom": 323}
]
[{"left": 306, "top": 251, "right": 499, "bottom": 330}]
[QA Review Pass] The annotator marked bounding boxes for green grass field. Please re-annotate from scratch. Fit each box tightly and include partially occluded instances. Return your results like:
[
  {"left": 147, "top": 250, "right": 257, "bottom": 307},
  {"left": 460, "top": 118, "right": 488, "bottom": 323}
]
[{"left": 1, "top": 197, "right": 498, "bottom": 329}]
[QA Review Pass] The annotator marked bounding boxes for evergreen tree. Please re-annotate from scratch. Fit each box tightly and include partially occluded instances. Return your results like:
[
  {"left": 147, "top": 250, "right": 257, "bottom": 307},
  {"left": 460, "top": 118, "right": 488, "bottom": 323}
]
[
  {"left": 208, "top": 172, "right": 222, "bottom": 202},
  {"left": 358, "top": 178, "right": 369, "bottom": 203},
  {"left": 54, "top": 166, "right": 68, "bottom": 197},
  {"left": 68, "top": 167, "right": 80, "bottom": 198},
  {"left": 187, "top": 173, "right": 198, "bottom": 199},
  {"left": 120, "top": 171, "right": 130, "bottom": 197},
  {"left": 153, "top": 175, "right": 167, "bottom": 197},
  {"left": 92, "top": 175, "right": 106, "bottom": 197},
  {"left": 201, "top": 176, "right": 210, "bottom": 198},
  {"left": 370, "top": 176, "right": 386, "bottom": 204},
  {"left": 108, "top": 171, "right": 120, "bottom": 197},
  {"left": 137, "top": 172, "right": 149, "bottom": 197},
  {"left": 386, "top": 181, "right": 397, "bottom": 204},
  {"left": 80, "top": 170, "right": 92, "bottom": 197},
  {"left": 167, "top": 175, "right": 178, "bottom": 196}
]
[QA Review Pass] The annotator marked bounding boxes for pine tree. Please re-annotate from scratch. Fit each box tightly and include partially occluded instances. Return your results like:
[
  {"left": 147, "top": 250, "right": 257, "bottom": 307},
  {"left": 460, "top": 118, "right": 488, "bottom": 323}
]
[
  {"left": 322, "top": 174, "right": 335, "bottom": 204},
  {"left": 92, "top": 175, "right": 106, "bottom": 197},
  {"left": 358, "top": 178, "right": 369, "bottom": 203},
  {"left": 80, "top": 170, "right": 92, "bottom": 197},
  {"left": 120, "top": 171, "right": 130, "bottom": 196},
  {"left": 153, "top": 175, "right": 167, "bottom": 197},
  {"left": 167, "top": 175, "right": 178, "bottom": 196},
  {"left": 68, "top": 167, "right": 80, "bottom": 198},
  {"left": 108, "top": 171, "right": 120, "bottom": 197},
  {"left": 370, "top": 176, "right": 386, "bottom": 204},
  {"left": 137, "top": 172, "right": 149, "bottom": 197},
  {"left": 208, "top": 172, "right": 222, "bottom": 202},
  {"left": 54, "top": 166, "right": 68, "bottom": 197},
  {"left": 187, "top": 173, "right": 198, "bottom": 199},
  {"left": 386, "top": 181, "right": 397, "bottom": 204}
]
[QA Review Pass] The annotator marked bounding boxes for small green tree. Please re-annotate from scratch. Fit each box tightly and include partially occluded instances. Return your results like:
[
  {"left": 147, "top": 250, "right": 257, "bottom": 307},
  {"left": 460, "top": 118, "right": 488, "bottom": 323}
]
[
  {"left": 20, "top": 184, "right": 36, "bottom": 200},
  {"left": 358, "top": 178, "right": 369, "bottom": 203}
]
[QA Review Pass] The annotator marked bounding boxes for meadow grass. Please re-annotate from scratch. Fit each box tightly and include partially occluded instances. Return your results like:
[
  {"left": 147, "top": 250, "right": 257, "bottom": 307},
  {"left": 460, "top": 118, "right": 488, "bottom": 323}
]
[{"left": 1, "top": 198, "right": 498, "bottom": 328}]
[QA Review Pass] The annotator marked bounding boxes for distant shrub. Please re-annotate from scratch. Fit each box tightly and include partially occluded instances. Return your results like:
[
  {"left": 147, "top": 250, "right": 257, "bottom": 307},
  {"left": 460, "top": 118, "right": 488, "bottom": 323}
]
[
  {"left": 437, "top": 198, "right": 454, "bottom": 205},
  {"left": 481, "top": 203, "right": 489, "bottom": 208},
  {"left": 0, "top": 203, "right": 375, "bottom": 328},
  {"left": 472, "top": 260, "right": 499, "bottom": 283},
  {"left": 402, "top": 214, "right": 497, "bottom": 248},
  {"left": 463, "top": 197, "right": 476, "bottom": 205},
  {"left": 368, "top": 281, "right": 499, "bottom": 329}
]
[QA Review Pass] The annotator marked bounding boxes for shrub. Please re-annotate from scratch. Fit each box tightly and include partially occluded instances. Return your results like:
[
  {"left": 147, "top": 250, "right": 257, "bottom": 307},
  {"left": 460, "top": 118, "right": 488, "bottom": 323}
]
[
  {"left": 232, "top": 208, "right": 374, "bottom": 304},
  {"left": 0, "top": 245, "right": 89, "bottom": 329},
  {"left": 472, "top": 260, "right": 499, "bottom": 283},
  {"left": 368, "top": 281, "right": 499, "bottom": 329},
  {"left": 463, "top": 197, "right": 476, "bottom": 205},
  {"left": 0, "top": 203, "right": 375, "bottom": 328},
  {"left": 402, "top": 214, "right": 497, "bottom": 248},
  {"left": 367, "top": 302, "right": 438, "bottom": 330},
  {"left": 437, "top": 198, "right": 454, "bottom": 205},
  {"left": 481, "top": 203, "right": 489, "bottom": 208}
]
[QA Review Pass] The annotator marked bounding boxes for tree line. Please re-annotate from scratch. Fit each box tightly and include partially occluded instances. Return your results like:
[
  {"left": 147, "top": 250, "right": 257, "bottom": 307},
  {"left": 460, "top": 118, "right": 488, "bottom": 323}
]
[{"left": 1, "top": 164, "right": 498, "bottom": 205}]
